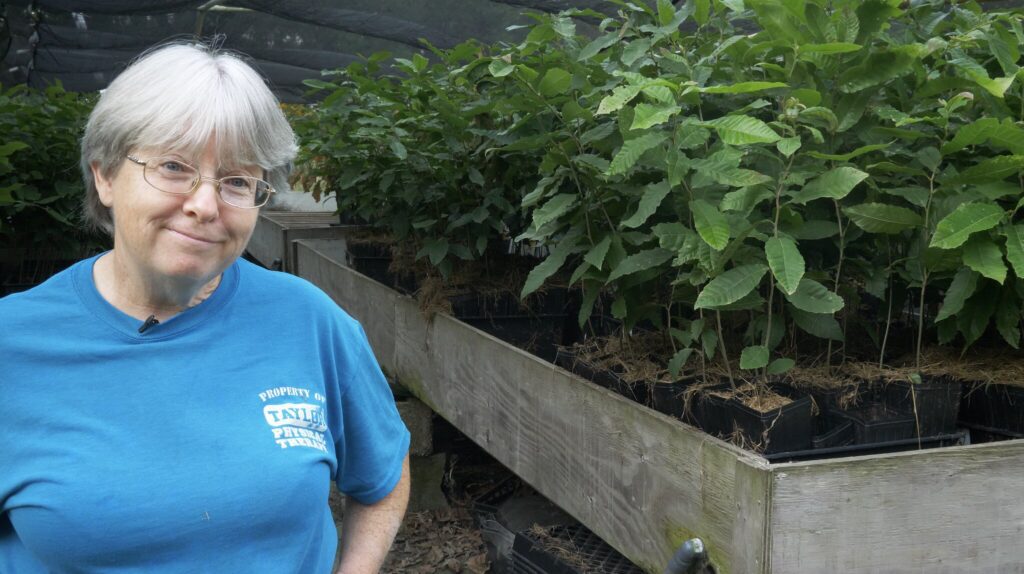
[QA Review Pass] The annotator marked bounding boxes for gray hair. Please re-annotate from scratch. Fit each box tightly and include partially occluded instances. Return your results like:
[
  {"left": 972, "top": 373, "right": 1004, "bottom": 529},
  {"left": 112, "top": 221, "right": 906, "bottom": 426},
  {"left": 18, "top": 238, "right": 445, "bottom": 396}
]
[{"left": 80, "top": 41, "right": 297, "bottom": 234}]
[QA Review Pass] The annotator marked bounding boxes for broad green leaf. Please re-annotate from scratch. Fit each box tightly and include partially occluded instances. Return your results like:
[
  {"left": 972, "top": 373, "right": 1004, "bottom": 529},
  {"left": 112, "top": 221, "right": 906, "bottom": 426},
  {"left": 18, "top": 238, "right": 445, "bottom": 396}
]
[
  {"left": 703, "top": 115, "right": 780, "bottom": 145},
  {"left": 720, "top": 186, "right": 773, "bottom": 214},
  {"left": 776, "top": 136, "right": 801, "bottom": 157},
  {"left": 996, "top": 285, "right": 1021, "bottom": 348},
  {"left": 532, "top": 193, "right": 578, "bottom": 229},
  {"left": 740, "top": 345, "right": 769, "bottom": 370},
  {"left": 988, "top": 28, "right": 1020, "bottom": 76},
  {"left": 715, "top": 290, "right": 766, "bottom": 311},
  {"left": 935, "top": 268, "right": 980, "bottom": 322},
  {"left": 488, "top": 59, "right": 515, "bottom": 77},
  {"left": 962, "top": 235, "right": 1007, "bottom": 284},
  {"left": 806, "top": 143, "right": 890, "bottom": 162},
  {"left": 538, "top": 68, "right": 572, "bottom": 96},
  {"left": 767, "top": 358, "right": 795, "bottom": 375},
  {"left": 417, "top": 238, "right": 449, "bottom": 266},
  {"left": 791, "top": 220, "right": 839, "bottom": 240},
  {"left": 693, "top": 264, "right": 768, "bottom": 309},
  {"left": 957, "top": 287, "right": 999, "bottom": 348},
  {"left": 578, "top": 33, "right": 618, "bottom": 61},
  {"left": 631, "top": 103, "right": 681, "bottom": 130},
  {"left": 690, "top": 199, "right": 730, "bottom": 250},
  {"left": 792, "top": 167, "right": 869, "bottom": 204},
  {"left": 948, "top": 155, "right": 1024, "bottom": 185},
  {"left": 652, "top": 222, "right": 694, "bottom": 251},
  {"left": 838, "top": 49, "right": 914, "bottom": 92},
  {"left": 701, "top": 81, "right": 788, "bottom": 94},
  {"left": 597, "top": 85, "right": 643, "bottom": 115},
  {"left": 521, "top": 230, "right": 581, "bottom": 298},
  {"left": 668, "top": 348, "right": 695, "bottom": 377},
  {"left": 784, "top": 278, "right": 844, "bottom": 314},
  {"left": 621, "top": 38, "right": 653, "bottom": 66},
  {"left": 607, "top": 248, "right": 675, "bottom": 282},
  {"left": 790, "top": 307, "right": 844, "bottom": 341},
  {"left": 951, "top": 57, "right": 1015, "bottom": 98},
  {"left": 765, "top": 236, "right": 805, "bottom": 295},
  {"left": 622, "top": 180, "right": 672, "bottom": 228},
  {"left": 843, "top": 203, "right": 922, "bottom": 234},
  {"left": 800, "top": 42, "right": 862, "bottom": 55},
  {"left": 942, "top": 118, "right": 997, "bottom": 155},
  {"left": 642, "top": 85, "right": 675, "bottom": 104},
  {"left": 389, "top": 139, "right": 407, "bottom": 160},
  {"left": 1002, "top": 225, "right": 1024, "bottom": 278},
  {"left": 694, "top": 0, "right": 711, "bottom": 25},
  {"left": 0, "top": 141, "right": 29, "bottom": 157},
  {"left": 930, "top": 203, "right": 1005, "bottom": 249},
  {"left": 607, "top": 133, "right": 669, "bottom": 176},
  {"left": 584, "top": 236, "right": 612, "bottom": 270}
]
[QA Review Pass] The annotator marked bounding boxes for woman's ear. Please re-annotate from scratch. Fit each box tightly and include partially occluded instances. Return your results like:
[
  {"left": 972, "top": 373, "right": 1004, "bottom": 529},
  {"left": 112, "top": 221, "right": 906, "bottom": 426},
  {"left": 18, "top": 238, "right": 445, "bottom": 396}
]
[{"left": 91, "top": 162, "right": 115, "bottom": 208}]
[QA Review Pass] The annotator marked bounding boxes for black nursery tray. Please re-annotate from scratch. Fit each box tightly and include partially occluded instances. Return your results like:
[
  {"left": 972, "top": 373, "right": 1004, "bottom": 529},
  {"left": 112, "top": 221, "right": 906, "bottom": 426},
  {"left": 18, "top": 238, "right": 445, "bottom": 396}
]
[
  {"left": 512, "top": 525, "right": 644, "bottom": 574},
  {"left": 959, "top": 381, "right": 1024, "bottom": 436}
]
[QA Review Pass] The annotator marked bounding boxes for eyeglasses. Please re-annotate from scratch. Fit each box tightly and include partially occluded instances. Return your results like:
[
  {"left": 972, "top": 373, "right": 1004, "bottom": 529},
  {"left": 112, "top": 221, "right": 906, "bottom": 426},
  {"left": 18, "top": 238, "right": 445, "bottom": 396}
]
[{"left": 126, "top": 155, "right": 275, "bottom": 209}]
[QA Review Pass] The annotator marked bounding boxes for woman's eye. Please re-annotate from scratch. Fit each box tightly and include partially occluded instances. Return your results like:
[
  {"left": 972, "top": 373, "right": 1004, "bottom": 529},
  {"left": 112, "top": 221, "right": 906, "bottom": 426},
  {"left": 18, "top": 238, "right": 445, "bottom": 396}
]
[
  {"left": 159, "top": 160, "right": 189, "bottom": 173},
  {"left": 224, "top": 177, "right": 250, "bottom": 189}
]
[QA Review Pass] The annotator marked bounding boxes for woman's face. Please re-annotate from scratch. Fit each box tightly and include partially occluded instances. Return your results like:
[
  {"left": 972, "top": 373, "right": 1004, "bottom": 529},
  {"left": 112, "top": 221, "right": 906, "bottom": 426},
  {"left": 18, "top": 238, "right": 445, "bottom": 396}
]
[{"left": 92, "top": 141, "right": 261, "bottom": 284}]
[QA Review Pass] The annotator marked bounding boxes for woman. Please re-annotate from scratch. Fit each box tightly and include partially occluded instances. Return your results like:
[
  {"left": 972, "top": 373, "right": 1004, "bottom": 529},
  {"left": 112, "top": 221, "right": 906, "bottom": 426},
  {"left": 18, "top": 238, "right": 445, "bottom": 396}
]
[{"left": 0, "top": 43, "right": 411, "bottom": 573}]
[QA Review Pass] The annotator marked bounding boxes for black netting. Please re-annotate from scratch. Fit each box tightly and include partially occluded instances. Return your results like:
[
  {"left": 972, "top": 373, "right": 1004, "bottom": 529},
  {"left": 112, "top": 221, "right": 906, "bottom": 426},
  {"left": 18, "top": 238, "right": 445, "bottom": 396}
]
[{"left": 0, "top": 0, "right": 603, "bottom": 100}]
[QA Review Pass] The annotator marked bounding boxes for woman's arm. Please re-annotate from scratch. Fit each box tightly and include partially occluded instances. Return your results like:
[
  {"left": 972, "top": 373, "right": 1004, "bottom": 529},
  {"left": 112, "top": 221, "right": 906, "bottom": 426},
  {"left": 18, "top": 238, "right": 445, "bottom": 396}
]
[{"left": 335, "top": 454, "right": 411, "bottom": 574}]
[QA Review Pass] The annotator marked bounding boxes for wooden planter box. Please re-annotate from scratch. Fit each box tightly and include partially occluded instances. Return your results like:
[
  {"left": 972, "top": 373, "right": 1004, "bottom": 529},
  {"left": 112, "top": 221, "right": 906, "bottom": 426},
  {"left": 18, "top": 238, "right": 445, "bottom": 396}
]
[
  {"left": 246, "top": 211, "right": 352, "bottom": 272},
  {"left": 293, "top": 239, "right": 1024, "bottom": 574}
]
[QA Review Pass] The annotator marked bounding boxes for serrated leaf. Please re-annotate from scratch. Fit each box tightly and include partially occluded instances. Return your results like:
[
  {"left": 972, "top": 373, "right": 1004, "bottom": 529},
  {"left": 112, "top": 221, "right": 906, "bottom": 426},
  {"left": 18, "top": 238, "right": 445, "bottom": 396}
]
[
  {"left": 962, "top": 235, "right": 1007, "bottom": 284},
  {"left": 793, "top": 167, "right": 868, "bottom": 204},
  {"left": 843, "top": 203, "right": 922, "bottom": 234},
  {"left": 784, "top": 278, "right": 844, "bottom": 314},
  {"left": 531, "top": 193, "right": 578, "bottom": 229},
  {"left": 838, "top": 49, "right": 915, "bottom": 92},
  {"left": 701, "top": 81, "right": 788, "bottom": 94},
  {"left": 597, "top": 85, "right": 643, "bottom": 115},
  {"left": 791, "top": 220, "right": 838, "bottom": 240},
  {"left": 607, "top": 248, "right": 674, "bottom": 283},
  {"left": 942, "top": 118, "right": 996, "bottom": 155},
  {"left": 720, "top": 186, "right": 773, "bottom": 214},
  {"left": 538, "top": 68, "right": 572, "bottom": 96},
  {"left": 622, "top": 180, "right": 672, "bottom": 228},
  {"left": 631, "top": 103, "right": 681, "bottom": 130},
  {"left": 800, "top": 42, "right": 862, "bottom": 55},
  {"left": 622, "top": 38, "right": 653, "bottom": 66},
  {"left": 521, "top": 230, "right": 581, "bottom": 298},
  {"left": 777, "top": 136, "right": 801, "bottom": 157},
  {"left": 389, "top": 139, "right": 407, "bottom": 159},
  {"left": 607, "top": 133, "right": 669, "bottom": 176},
  {"left": 767, "top": 358, "right": 795, "bottom": 375},
  {"left": 740, "top": 345, "right": 769, "bottom": 370},
  {"left": 935, "top": 268, "right": 979, "bottom": 322},
  {"left": 806, "top": 143, "right": 890, "bottom": 161},
  {"left": 694, "top": 264, "right": 768, "bottom": 309},
  {"left": 418, "top": 238, "right": 449, "bottom": 266},
  {"left": 930, "top": 203, "right": 1005, "bottom": 249},
  {"left": 578, "top": 33, "right": 618, "bottom": 61},
  {"left": 790, "top": 307, "right": 844, "bottom": 341},
  {"left": 488, "top": 59, "right": 515, "bottom": 77},
  {"left": 584, "top": 236, "right": 612, "bottom": 270},
  {"left": 1002, "top": 225, "right": 1024, "bottom": 278},
  {"left": 948, "top": 155, "right": 1024, "bottom": 185},
  {"left": 690, "top": 199, "right": 730, "bottom": 250},
  {"left": 703, "top": 115, "right": 780, "bottom": 145},
  {"left": 996, "top": 284, "right": 1021, "bottom": 348},
  {"left": 765, "top": 236, "right": 804, "bottom": 295},
  {"left": 652, "top": 222, "right": 693, "bottom": 251},
  {"left": 668, "top": 348, "right": 695, "bottom": 377}
]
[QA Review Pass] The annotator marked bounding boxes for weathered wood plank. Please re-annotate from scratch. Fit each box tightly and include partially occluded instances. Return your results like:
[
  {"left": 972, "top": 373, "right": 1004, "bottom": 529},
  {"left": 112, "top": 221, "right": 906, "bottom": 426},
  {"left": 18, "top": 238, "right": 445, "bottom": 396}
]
[
  {"left": 294, "top": 241, "right": 770, "bottom": 573},
  {"left": 770, "top": 440, "right": 1024, "bottom": 573},
  {"left": 247, "top": 211, "right": 350, "bottom": 272}
]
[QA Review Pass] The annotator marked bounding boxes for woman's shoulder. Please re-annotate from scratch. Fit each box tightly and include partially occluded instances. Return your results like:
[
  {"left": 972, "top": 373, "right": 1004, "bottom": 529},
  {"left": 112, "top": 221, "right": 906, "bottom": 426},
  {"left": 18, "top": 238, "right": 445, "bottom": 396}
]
[{"left": 234, "top": 258, "right": 358, "bottom": 323}]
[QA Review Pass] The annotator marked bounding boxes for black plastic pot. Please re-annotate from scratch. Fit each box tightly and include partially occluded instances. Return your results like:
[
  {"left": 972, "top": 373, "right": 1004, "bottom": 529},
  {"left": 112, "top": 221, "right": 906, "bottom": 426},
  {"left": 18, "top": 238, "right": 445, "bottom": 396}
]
[
  {"left": 552, "top": 348, "right": 649, "bottom": 403},
  {"left": 648, "top": 380, "right": 692, "bottom": 419},
  {"left": 727, "top": 385, "right": 814, "bottom": 454},
  {"left": 959, "top": 381, "right": 1024, "bottom": 436},
  {"left": 837, "top": 402, "right": 916, "bottom": 444},
  {"left": 875, "top": 375, "right": 961, "bottom": 436},
  {"left": 812, "top": 418, "right": 855, "bottom": 449}
]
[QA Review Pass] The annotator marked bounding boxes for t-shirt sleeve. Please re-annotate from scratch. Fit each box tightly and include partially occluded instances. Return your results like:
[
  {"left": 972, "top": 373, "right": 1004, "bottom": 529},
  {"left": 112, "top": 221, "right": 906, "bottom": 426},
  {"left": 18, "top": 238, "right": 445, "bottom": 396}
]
[{"left": 330, "top": 321, "right": 410, "bottom": 505}]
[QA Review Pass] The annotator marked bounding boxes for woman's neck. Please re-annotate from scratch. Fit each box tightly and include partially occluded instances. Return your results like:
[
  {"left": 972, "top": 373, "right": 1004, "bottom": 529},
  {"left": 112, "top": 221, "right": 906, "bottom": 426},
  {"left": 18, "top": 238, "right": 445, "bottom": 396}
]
[{"left": 92, "top": 251, "right": 222, "bottom": 322}]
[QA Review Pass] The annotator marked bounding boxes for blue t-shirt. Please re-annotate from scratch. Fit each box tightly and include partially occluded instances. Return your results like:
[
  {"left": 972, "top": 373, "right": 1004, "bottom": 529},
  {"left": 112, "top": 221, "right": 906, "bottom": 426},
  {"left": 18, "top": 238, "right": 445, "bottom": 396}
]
[{"left": 0, "top": 255, "right": 410, "bottom": 573}]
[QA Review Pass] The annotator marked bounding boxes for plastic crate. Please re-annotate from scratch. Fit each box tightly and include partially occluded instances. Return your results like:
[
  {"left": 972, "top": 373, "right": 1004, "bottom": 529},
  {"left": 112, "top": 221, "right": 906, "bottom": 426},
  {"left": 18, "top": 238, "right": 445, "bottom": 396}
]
[{"left": 512, "top": 525, "right": 645, "bottom": 574}]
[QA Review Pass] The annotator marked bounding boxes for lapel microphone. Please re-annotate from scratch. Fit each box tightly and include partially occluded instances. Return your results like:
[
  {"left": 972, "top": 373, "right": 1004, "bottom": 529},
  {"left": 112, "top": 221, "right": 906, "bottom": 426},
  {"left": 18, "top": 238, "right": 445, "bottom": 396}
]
[{"left": 138, "top": 315, "right": 160, "bottom": 334}]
